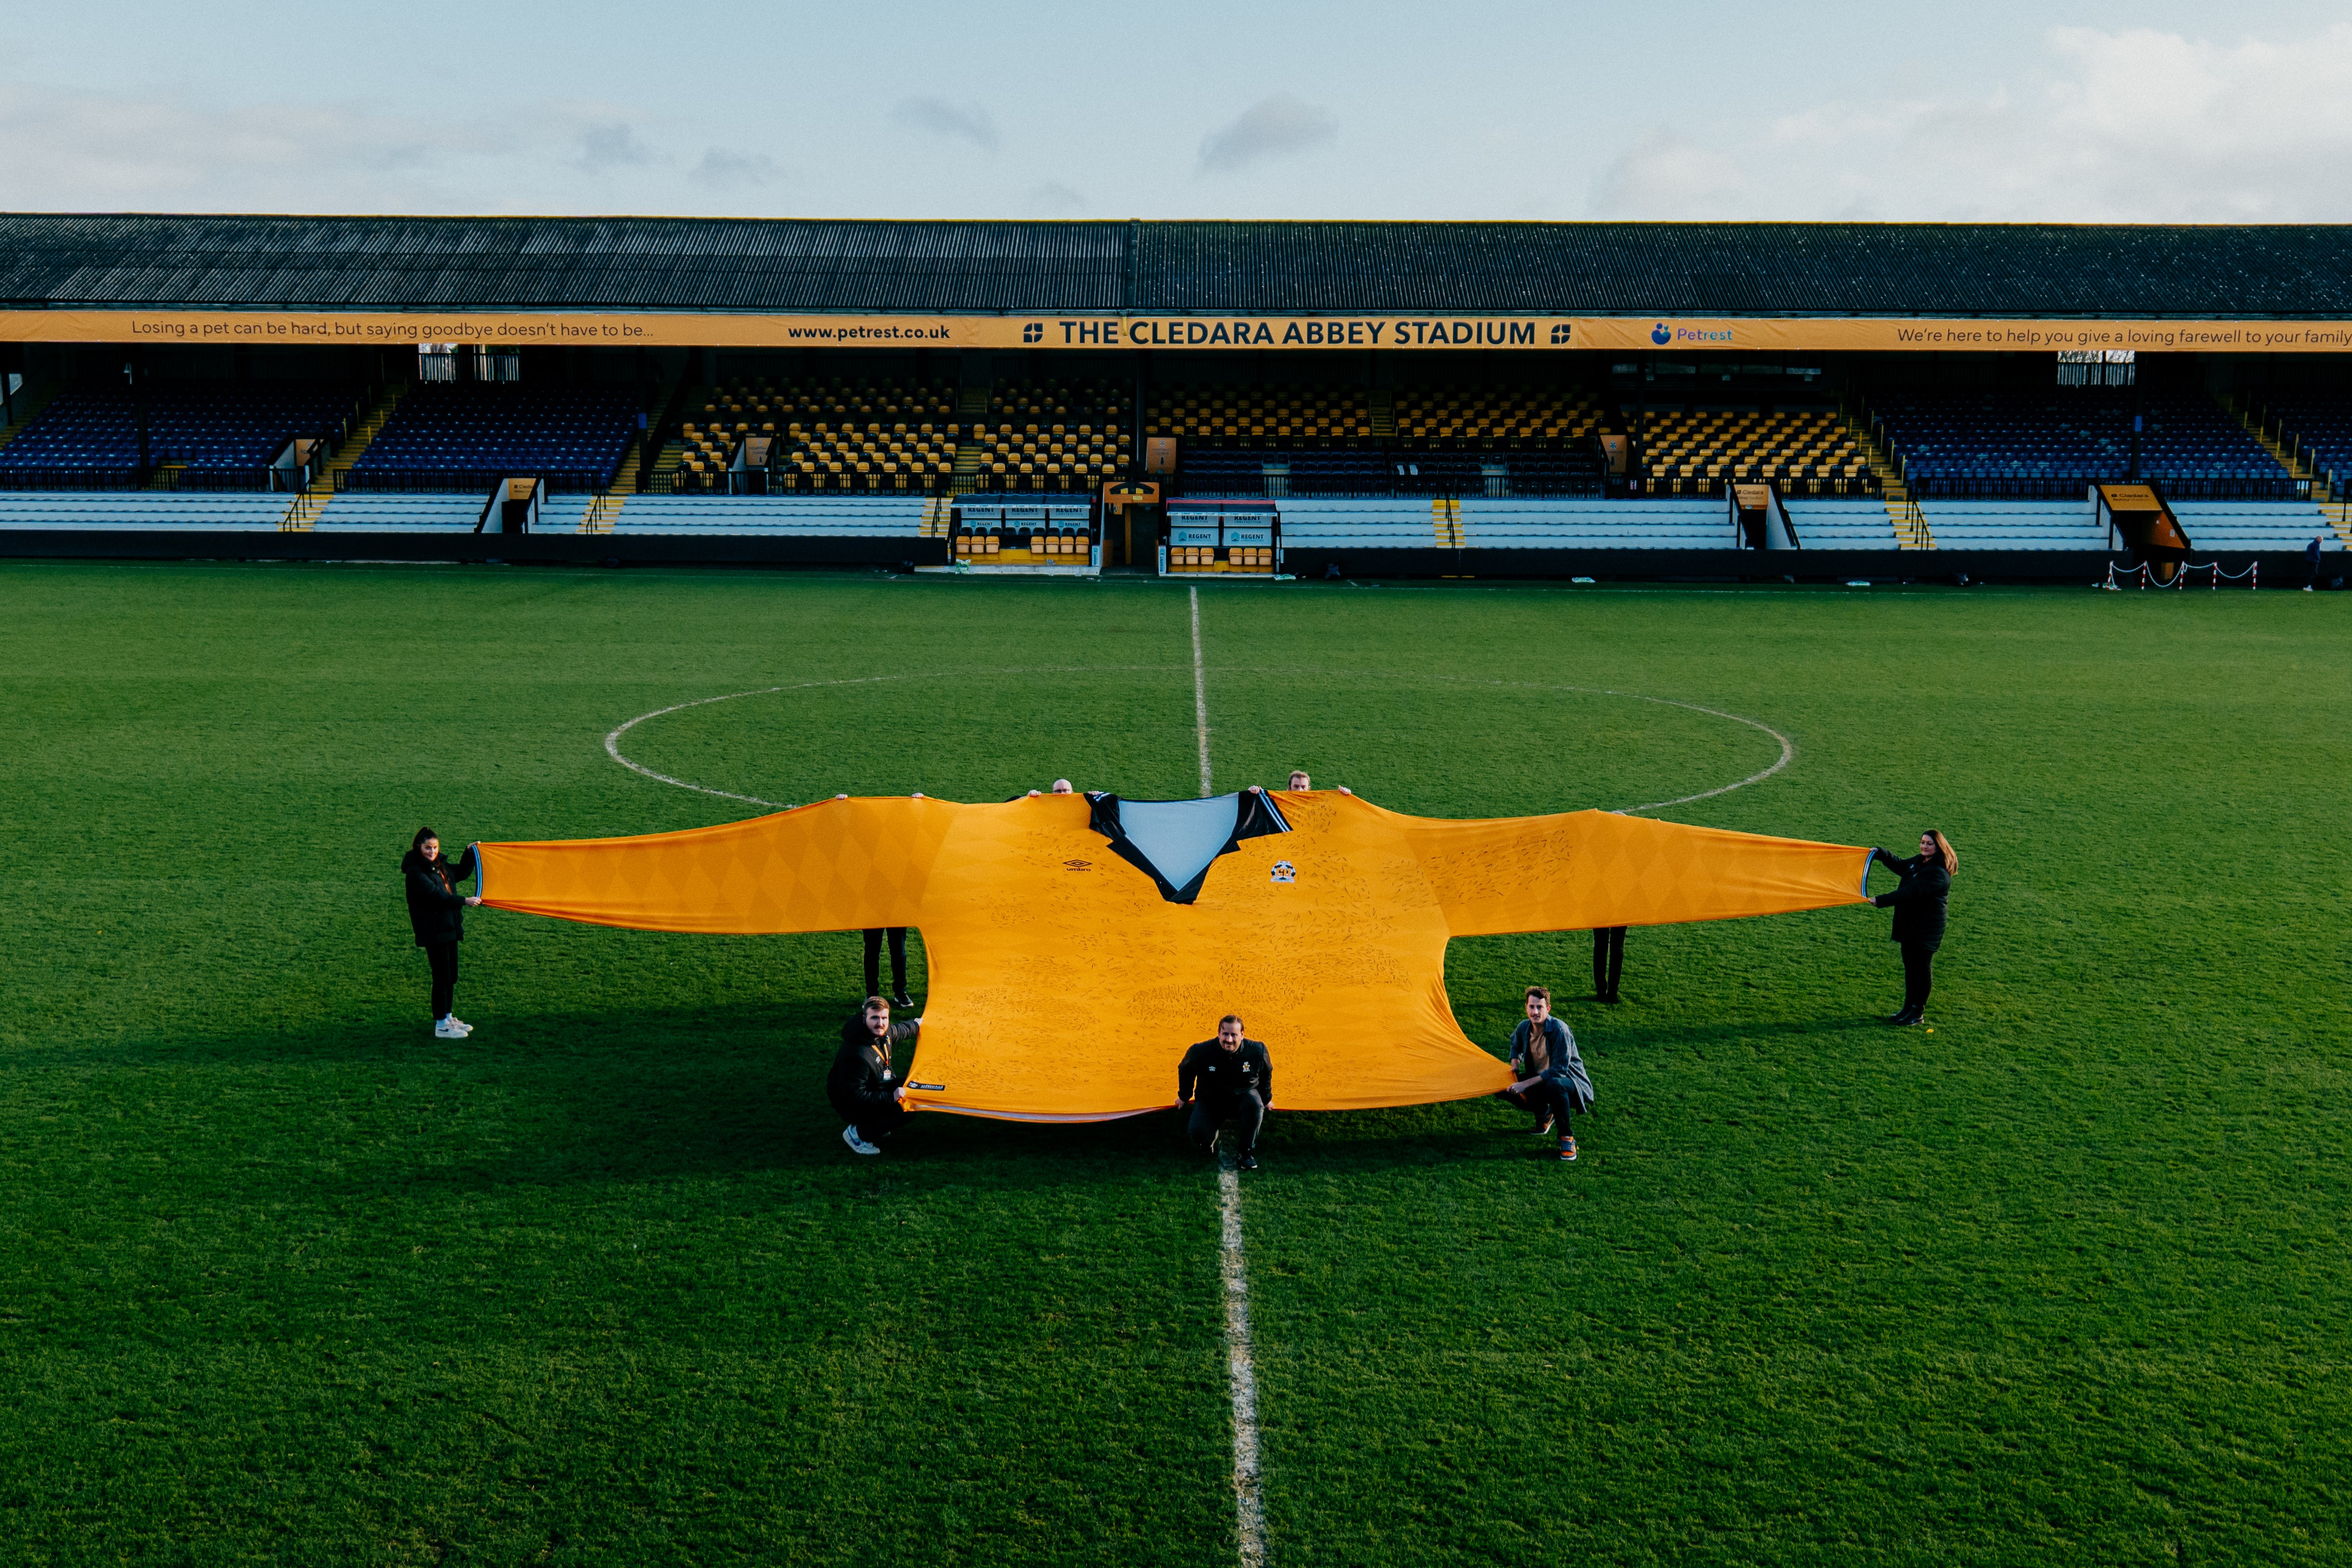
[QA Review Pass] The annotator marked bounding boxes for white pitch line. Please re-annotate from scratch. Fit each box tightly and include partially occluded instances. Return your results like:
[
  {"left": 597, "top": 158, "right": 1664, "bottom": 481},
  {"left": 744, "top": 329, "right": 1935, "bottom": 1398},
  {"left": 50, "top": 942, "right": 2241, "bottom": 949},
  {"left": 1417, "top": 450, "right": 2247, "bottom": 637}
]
[
  {"left": 1190, "top": 586, "right": 1215, "bottom": 801},
  {"left": 1219, "top": 1159, "right": 1268, "bottom": 1567},
  {"left": 1192, "top": 586, "right": 1268, "bottom": 1568}
]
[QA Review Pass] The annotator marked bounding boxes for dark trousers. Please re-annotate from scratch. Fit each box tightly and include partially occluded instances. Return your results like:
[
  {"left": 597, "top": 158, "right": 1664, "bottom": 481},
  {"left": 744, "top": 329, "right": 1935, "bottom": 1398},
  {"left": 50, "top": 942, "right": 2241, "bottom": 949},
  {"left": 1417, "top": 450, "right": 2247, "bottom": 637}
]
[
  {"left": 424, "top": 942, "right": 458, "bottom": 1019},
  {"left": 1901, "top": 943, "right": 1936, "bottom": 1011},
  {"left": 864, "top": 927, "right": 907, "bottom": 997},
  {"left": 1592, "top": 925, "right": 1626, "bottom": 1000},
  {"left": 1187, "top": 1091, "right": 1266, "bottom": 1155},
  {"left": 846, "top": 1096, "right": 912, "bottom": 1142},
  {"left": 1514, "top": 1075, "right": 1577, "bottom": 1131}
]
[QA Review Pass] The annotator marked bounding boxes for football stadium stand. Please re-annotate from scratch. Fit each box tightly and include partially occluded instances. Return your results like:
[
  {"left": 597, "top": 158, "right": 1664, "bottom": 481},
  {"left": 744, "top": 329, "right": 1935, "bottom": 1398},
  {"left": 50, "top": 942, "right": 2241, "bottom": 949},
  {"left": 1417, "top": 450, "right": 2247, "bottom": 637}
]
[
  {"left": 1632, "top": 407, "right": 1879, "bottom": 497},
  {"left": 349, "top": 387, "right": 639, "bottom": 492},
  {"left": 964, "top": 377, "right": 1128, "bottom": 492},
  {"left": 1784, "top": 497, "right": 1902, "bottom": 547},
  {"left": 2251, "top": 394, "right": 2352, "bottom": 494},
  {"left": 0, "top": 385, "right": 359, "bottom": 486},
  {"left": 2168, "top": 500, "right": 2343, "bottom": 552},
  {"left": 603, "top": 495, "right": 931, "bottom": 536},
  {"left": 0, "top": 492, "right": 287, "bottom": 529},
  {"left": 1869, "top": 389, "right": 2293, "bottom": 496},
  {"left": 2, "top": 215, "right": 2346, "bottom": 572},
  {"left": 308, "top": 494, "right": 488, "bottom": 531},
  {"left": 1155, "top": 382, "right": 1606, "bottom": 498},
  {"left": 1912, "top": 500, "right": 2108, "bottom": 550}
]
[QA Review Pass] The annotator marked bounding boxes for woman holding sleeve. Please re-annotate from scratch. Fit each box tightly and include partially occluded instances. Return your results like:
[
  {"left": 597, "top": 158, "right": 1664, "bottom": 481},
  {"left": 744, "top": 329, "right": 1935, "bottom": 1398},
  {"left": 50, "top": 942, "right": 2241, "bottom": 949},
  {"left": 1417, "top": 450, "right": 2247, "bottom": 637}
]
[
  {"left": 1872, "top": 830, "right": 1956, "bottom": 1026},
  {"left": 402, "top": 827, "right": 481, "bottom": 1039}
]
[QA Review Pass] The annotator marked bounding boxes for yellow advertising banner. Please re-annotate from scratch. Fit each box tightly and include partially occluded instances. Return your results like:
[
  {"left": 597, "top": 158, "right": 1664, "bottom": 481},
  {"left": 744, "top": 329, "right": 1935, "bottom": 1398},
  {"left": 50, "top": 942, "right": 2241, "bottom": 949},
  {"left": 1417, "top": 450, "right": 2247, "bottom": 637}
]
[{"left": 4, "top": 310, "right": 2350, "bottom": 353}]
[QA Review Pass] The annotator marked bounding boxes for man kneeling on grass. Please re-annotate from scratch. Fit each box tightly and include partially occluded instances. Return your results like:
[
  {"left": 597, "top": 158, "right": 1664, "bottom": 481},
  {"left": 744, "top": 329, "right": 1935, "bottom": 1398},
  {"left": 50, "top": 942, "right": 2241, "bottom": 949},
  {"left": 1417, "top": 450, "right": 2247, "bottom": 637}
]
[
  {"left": 1507, "top": 985, "right": 1594, "bottom": 1163},
  {"left": 832, "top": 995, "right": 921, "bottom": 1156},
  {"left": 1177, "top": 1014, "right": 1273, "bottom": 1171}
]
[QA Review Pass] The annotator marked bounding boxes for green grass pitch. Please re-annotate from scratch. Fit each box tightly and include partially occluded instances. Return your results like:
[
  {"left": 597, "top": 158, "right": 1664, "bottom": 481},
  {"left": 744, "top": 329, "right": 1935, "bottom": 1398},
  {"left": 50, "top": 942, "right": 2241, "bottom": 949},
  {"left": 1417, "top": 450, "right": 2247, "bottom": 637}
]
[{"left": 2, "top": 561, "right": 2347, "bottom": 1566}]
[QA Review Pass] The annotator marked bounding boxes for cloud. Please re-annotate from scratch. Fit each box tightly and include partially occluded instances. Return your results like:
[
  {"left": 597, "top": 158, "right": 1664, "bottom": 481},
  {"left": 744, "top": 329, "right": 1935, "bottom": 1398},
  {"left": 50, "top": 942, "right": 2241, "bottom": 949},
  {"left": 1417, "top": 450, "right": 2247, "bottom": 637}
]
[
  {"left": 693, "top": 147, "right": 783, "bottom": 187},
  {"left": 892, "top": 96, "right": 998, "bottom": 151},
  {"left": 1029, "top": 181, "right": 1087, "bottom": 214},
  {"left": 1587, "top": 129, "right": 1746, "bottom": 219},
  {"left": 1758, "top": 23, "right": 2352, "bottom": 220},
  {"left": 575, "top": 122, "right": 656, "bottom": 173},
  {"left": 0, "top": 81, "right": 524, "bottom": 210},
  {"left": 1197, "top": 94, "right": 1336, "bottom": 174}
]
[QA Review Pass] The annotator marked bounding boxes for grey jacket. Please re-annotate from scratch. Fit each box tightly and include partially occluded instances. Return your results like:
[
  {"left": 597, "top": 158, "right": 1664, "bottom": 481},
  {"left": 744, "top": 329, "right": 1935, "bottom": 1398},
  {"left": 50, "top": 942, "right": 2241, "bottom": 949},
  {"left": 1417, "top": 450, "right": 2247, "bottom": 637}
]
[{"left": 1510, "top": 1017, "right": 1594, "bottom": 1113}]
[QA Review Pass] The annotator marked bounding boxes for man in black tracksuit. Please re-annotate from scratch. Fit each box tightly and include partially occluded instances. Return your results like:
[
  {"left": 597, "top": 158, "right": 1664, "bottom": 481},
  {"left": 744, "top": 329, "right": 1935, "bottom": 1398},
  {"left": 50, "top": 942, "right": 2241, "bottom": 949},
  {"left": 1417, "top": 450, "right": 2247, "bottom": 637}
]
[
  {"left": 1176, "top": 1014, "right": 1273, "bottom": 1170},
  {"left": 829, "top": 997, "right": 920, "bottom": 1155},
  {"left": 1872, "top": 832, "right": 1954, "bottom": 1025}
]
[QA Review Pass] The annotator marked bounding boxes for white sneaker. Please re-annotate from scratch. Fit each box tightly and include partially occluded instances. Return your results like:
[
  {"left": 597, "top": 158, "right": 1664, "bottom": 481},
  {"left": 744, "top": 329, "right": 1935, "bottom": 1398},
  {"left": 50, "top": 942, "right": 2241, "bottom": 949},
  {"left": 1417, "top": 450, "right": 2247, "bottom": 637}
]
[
  {"left": 434, "top": 1020, "right": 465, "bottom": 1039},
  {"left": 445, "top": 1016, "right": 474, "bottom": 1034},
  {"left": 841, "top": 1125, "right": 882, "bottom": 1156}
]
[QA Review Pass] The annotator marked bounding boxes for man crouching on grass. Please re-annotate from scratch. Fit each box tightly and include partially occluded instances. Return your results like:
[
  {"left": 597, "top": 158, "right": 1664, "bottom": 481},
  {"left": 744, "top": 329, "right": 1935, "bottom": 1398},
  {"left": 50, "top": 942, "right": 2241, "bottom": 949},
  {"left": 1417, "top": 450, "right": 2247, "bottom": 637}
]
[
  {"left": 1507, "top": 985, "right": 1594, "bottom": 1163},
  {"left": 832, "top": 995, "right": 921, "bottom": 1156},
  {"left": 1177, "top": 1014, "right": 1273, "bottom": 1171}
]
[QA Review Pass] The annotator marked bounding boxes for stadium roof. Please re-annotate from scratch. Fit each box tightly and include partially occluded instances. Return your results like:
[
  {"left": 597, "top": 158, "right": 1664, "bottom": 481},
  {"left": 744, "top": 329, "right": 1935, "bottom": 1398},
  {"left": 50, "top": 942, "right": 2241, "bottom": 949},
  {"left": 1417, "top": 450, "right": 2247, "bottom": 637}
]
[{"left": 4, "top": 215, "right": 2351, "bottom": 319}]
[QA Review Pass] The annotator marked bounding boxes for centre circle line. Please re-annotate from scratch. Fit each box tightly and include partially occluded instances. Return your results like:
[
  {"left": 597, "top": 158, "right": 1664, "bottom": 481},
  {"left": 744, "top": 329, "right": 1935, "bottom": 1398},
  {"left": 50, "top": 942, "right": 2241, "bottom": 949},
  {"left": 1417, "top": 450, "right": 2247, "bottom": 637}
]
[{"left": 602, "top": 668, "right": 1797, "bottom": 817}]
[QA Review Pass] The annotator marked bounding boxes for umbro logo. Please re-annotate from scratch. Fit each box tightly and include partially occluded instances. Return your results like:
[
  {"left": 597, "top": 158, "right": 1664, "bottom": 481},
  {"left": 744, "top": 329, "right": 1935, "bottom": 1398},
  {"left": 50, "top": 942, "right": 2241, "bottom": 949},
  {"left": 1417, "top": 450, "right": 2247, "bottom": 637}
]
[{"left": 1064, "top": 859, "right": 1093, "bottom": 871}]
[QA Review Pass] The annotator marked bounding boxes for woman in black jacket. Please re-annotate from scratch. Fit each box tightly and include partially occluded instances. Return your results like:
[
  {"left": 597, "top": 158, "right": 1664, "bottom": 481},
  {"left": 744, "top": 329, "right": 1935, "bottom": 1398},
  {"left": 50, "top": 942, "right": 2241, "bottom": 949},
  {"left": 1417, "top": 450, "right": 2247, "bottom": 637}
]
[
  {"left": 402, "top": 827, "right": 481, "bottom": 1039},
  {"left": 1872, "top": 830, "right": 1956, "bottom": 1026}
]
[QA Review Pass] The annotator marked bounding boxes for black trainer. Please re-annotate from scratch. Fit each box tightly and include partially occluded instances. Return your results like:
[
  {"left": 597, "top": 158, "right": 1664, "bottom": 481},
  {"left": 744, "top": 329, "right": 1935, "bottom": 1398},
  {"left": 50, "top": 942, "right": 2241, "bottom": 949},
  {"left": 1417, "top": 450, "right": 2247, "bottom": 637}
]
[{"left": 1237, "top": 1153, "right": 1259, "bottom": 1171}]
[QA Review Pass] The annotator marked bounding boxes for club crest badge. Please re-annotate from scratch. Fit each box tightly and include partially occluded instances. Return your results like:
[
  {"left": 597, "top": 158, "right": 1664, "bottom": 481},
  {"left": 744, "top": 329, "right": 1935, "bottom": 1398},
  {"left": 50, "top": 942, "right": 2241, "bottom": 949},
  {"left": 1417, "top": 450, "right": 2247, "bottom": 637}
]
[{"left": 1270, "top": 861, "right": 1296, "bottom": 884}]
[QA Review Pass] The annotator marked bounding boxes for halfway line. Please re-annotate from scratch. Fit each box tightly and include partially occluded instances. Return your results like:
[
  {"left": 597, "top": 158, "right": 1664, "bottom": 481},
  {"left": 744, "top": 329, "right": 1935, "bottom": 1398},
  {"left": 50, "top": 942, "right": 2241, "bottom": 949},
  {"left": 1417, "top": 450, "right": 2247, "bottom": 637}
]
[
  {"left": 1191, "top": 584, "right": 1268, "bottom": 1566},
  {"left": 1190, "top": 586, "right": 1215, "bottom": 800}
]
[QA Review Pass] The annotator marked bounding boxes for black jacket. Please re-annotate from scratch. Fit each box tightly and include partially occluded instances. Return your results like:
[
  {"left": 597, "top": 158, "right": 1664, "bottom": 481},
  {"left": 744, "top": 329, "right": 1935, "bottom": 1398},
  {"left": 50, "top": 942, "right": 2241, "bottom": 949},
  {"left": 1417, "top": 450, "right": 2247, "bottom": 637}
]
[
  {"left": 1178, "top": 1038, "right": 1272, "bottom": 1105},
  {"left": 1872, "top": 848, "right": 1951, "bottom": 949},
  {"left": 829, "top": 1015, "right": 919, "bottom": 1120},
  {"left": 1509, "top": 1017, "right": 1595, "bottom": 1113},
  {"left": 402, "top": 845, "right": 478, "bottom": 947}
]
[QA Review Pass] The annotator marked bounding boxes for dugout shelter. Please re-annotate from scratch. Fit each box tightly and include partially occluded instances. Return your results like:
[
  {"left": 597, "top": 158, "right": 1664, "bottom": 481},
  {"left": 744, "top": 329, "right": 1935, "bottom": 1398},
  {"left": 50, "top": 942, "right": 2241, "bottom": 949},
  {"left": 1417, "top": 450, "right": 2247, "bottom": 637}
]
[{"left": 1, "top": 215, "right": 2348, "bottom": 581}]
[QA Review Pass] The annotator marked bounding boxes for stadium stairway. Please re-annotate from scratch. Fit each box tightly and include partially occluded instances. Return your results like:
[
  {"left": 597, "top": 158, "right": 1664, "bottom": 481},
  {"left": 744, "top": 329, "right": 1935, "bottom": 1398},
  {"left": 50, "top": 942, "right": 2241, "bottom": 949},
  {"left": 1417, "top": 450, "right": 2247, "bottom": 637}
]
[
  {"left": 1366, "top": 389, "right": 1396, "bottom": 441},
  {"left": 0, "top": 380, "right": 61, "bottom": 455},
  {"left": 2223, "top": 394, "right": 2352, "bottom": 546},
  {"left": 1844, "top": 401, "right": 1932, "bottom": 546},
  {"left": 285, "top": 382, "right": 406, "bottom": 530},
  {"left": 578, "top": 363, "right": 683, "bottom": 532}
]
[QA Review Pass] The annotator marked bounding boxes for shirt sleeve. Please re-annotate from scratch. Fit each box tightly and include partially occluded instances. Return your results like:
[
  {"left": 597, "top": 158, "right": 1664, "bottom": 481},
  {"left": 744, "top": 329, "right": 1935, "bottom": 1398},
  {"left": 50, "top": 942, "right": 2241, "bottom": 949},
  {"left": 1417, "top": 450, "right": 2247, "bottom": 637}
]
[
  {"left": 476, "top": 796, "right": 958, "bottom": 933},
  {"left": 1405, "top": 805, "right": 1873, "bottom": 936}
]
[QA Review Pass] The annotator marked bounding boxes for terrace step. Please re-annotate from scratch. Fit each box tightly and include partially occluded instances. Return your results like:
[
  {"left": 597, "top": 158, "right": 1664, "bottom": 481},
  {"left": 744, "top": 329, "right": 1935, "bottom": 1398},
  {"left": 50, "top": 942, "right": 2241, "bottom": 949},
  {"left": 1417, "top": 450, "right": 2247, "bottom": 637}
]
[
  {"left": 284, "top": 382, "right": 405, "bottom": 531},
  {"left": 0, "top": 378, "right": 60, "bottom": 453},
  {"left": 2228, "top": 394, "right": 2352, "bottom": 545},
  {"left": 1367, "top": 389, "right": 1396, "bottom": 439},
  {"left": 1845, "top": 402, "right": 1932, "bottom": 547}
]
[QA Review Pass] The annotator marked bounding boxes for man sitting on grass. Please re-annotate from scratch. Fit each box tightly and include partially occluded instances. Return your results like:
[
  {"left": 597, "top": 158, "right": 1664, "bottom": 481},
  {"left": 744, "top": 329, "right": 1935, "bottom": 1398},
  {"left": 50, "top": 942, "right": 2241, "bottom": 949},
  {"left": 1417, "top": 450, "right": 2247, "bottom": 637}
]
[
  {"left": 1507, "top": 985, "right": 1593, "bottom": 1163},
  {"left": 1177, "top": 1014, "right": 1273, "bottom": 1171},
  {"left": 832, "top": 996, "right": 920, "bottom": 1156}
]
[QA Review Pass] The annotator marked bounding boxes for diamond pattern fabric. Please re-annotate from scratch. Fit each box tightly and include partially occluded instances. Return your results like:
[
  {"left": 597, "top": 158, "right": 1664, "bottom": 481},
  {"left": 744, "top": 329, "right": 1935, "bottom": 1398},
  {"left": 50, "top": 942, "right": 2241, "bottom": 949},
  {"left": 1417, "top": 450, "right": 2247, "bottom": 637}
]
[{"left": 477, "top": 791, "right": 1869, "bottom": 1119}]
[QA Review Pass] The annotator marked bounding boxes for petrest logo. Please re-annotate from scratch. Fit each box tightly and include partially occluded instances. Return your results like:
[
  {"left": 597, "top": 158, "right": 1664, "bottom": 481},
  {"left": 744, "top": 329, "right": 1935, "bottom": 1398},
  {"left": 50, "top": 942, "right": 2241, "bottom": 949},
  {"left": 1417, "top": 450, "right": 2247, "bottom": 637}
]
[
  {"left": 1022, "top": 322, "right": 1046, "bottom": 343},
  {"left": 1653, "top": 322, "right": 1736, "bottom": 345},
  {"left": 1550, "top": 323, "right": 1573, "bottom": 344}
]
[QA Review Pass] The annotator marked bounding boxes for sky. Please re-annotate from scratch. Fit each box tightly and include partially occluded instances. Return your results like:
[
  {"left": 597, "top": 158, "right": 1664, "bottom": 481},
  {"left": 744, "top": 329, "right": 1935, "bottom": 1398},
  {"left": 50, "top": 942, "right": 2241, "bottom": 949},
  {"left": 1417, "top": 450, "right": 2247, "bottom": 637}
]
[{"left": 4, "top": 0, "right": 2351, "bottom": 222}]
